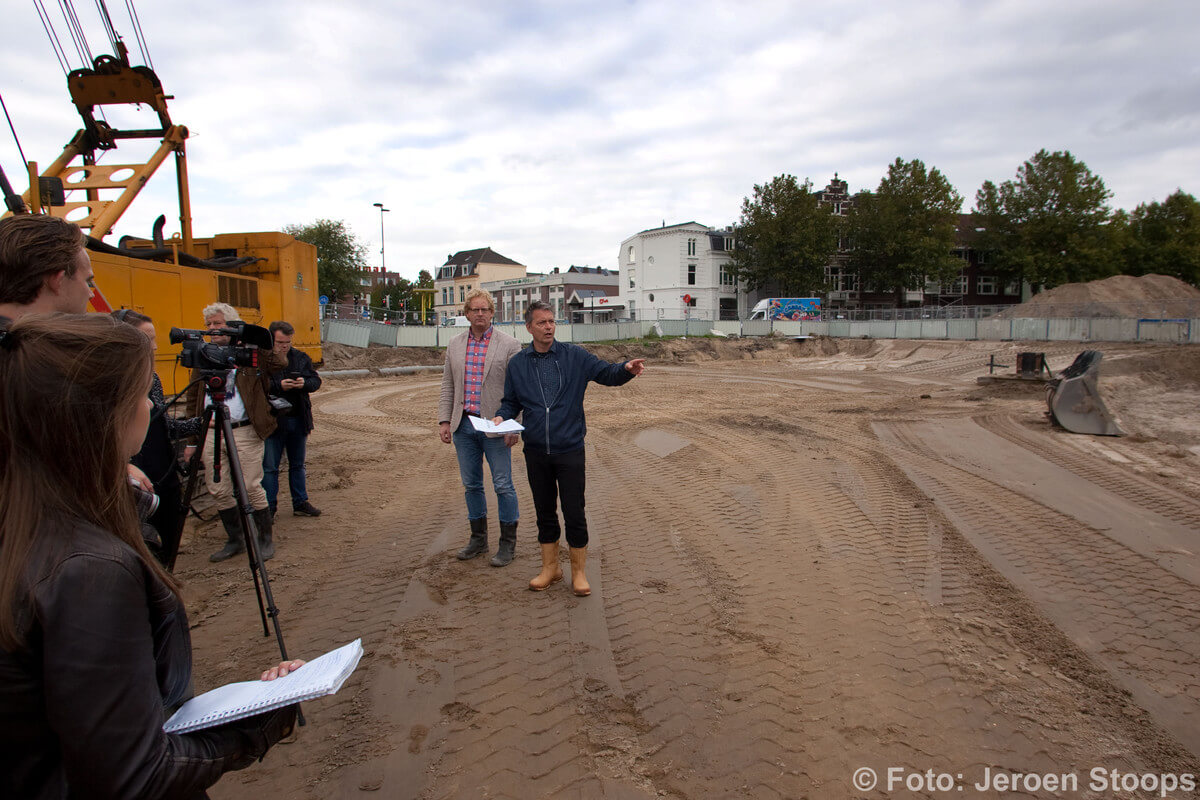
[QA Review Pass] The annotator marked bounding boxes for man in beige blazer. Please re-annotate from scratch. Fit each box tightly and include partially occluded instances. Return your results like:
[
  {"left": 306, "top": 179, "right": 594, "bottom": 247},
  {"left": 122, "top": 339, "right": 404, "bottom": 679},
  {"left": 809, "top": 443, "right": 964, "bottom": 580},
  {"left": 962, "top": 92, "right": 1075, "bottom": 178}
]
[{"left": 438, "top": 289, "right": 523, "bottom": 565}]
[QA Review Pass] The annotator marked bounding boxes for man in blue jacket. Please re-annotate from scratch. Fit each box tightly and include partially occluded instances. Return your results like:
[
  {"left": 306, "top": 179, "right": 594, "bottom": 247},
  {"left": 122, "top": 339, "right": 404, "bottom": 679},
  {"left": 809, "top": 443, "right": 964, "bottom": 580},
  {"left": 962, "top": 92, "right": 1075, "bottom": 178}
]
[{"left": 493, "top": 300, "right": 645, "bottom": 596}]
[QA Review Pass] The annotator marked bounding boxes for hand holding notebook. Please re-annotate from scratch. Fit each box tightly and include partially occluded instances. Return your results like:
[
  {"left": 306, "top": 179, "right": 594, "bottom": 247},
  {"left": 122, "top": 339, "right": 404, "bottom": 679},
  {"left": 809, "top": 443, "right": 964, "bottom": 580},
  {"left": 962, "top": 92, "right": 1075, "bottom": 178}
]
[{"left": 164, "top": 639, "right": 364, "bottom": 734}]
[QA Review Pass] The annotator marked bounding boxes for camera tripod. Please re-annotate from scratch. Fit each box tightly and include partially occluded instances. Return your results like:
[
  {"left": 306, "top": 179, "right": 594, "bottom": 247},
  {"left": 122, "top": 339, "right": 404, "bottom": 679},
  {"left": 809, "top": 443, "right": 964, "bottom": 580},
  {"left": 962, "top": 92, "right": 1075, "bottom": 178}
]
[{"left": 178, "top": 371, "right": 298, "bottom": 685}]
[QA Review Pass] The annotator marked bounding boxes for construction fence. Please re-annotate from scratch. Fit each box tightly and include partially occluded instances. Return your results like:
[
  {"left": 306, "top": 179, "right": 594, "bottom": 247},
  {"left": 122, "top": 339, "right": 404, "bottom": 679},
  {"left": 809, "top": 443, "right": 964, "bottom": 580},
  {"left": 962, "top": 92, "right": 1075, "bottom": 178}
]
[{"left": 323, "top": 314, "right": 1199, "bottom": 349}]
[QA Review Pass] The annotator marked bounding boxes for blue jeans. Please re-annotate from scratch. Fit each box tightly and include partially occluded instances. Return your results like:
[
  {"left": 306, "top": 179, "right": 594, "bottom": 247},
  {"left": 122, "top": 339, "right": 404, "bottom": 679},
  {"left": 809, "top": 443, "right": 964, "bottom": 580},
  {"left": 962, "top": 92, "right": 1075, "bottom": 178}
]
[
  {"left": 263, "top": 414, "right": 309, "bottom": 511},
  {"left": 453, "top": 417, "right": 518, "bottom": 525}
]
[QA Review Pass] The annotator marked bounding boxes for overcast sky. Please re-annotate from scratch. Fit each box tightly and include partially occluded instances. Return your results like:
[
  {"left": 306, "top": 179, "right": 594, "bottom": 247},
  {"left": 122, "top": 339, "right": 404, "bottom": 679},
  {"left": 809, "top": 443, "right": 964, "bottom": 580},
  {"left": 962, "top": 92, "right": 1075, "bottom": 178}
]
[{"left": 2, "top": 1, "right": 1197, "bottom": 282}]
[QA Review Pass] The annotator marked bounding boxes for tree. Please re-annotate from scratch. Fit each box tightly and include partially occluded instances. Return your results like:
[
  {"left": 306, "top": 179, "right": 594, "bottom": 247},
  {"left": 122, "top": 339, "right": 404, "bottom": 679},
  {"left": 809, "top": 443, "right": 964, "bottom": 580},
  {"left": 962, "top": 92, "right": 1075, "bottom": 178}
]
[
  {"left": 847, "top": 158, "right": 962, "bottom": 305},
  {"left": 371, "top": 277, "right": 415, "bottom": 320},
  {"left": 282, "top": 219, "right": 369, "bottom": 300},
  {"left": 973, "top": 149, "right": 1114, "bottom": 288},
  {"left": 730, "top": 175, "right": 840, "bottom": 295},
  {"left": 1124, "top": 190, "right": 1200, "bottom": 285}
]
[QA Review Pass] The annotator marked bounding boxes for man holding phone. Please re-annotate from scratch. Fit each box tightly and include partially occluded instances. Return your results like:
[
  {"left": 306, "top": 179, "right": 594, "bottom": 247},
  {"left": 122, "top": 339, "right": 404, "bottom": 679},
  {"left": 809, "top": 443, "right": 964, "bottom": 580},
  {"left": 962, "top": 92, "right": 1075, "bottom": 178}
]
[{"left": 263, "top": 320, "right": 322, "bottom": 518}]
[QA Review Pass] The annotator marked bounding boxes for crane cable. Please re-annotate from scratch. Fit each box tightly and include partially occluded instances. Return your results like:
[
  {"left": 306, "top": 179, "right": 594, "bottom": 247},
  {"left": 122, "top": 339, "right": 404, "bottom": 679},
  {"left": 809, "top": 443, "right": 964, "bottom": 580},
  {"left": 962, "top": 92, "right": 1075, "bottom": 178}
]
[
  {"left": 32, "top": 0, "right": 71, "bottom": 75},
  {"left": 57, "top": 0, "right": 96, "bottom": 71},
  {"left": 1, "top": 93, "right": 31, "bottom": 171},
  {"left": 124, "top": 0, "right": 154, "bottom": 72},
  {"left": 93, "top": 0, "right": 120, "bottom": 57}
]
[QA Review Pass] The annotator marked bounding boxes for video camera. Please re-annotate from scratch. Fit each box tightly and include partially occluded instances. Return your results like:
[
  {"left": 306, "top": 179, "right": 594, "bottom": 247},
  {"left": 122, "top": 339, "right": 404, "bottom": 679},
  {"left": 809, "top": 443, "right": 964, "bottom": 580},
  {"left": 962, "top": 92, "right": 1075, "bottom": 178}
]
[{"left": 169, "top": 321, "right": 273, "bottom": 371}]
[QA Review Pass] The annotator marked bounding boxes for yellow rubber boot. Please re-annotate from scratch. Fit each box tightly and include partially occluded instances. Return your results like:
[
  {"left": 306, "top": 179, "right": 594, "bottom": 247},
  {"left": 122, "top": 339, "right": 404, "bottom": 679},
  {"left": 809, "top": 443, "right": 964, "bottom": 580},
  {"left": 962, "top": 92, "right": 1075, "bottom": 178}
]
[
  {"left": 569, "top": 546, "right": 591, "bottom": 597},
  {"left": 528, "top": 542, "right": 563, "bottom": 591}
]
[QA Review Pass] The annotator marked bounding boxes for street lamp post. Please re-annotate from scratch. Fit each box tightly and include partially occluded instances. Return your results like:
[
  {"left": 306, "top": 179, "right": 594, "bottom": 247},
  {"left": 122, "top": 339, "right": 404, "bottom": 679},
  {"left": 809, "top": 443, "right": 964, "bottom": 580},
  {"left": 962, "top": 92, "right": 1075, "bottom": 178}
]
[{"left": 372, "top": 202, "right": 390, "bottom": 271}]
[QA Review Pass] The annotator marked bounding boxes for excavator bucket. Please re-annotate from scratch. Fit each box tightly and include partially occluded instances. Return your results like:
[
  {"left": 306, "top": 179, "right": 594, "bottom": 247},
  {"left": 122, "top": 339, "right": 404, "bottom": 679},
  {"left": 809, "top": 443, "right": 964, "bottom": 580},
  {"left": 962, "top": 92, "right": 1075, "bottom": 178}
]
[{"left": 1046, "top": 351, "right": 1124, "bottom": 436}]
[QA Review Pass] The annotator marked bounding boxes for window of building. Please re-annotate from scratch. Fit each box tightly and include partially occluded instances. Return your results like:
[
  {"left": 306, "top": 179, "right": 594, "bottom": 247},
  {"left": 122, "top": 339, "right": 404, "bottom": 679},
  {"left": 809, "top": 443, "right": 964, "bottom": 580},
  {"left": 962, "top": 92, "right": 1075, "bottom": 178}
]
[
  {"left": 724, "top": 237, "right": 734, "bottom": 251},
  {"left": 459, "top": 285, "right": 465, "bottom": 303},
  {"left": 827, "top": 266, "right": 858, "bottom": 293},
  {"left": 719, "top": 263, "right": 736, "bottom": 286},
  {"left": 687, "top": 263, "right": 696, "bottom": 285},
  {"left": 628, "top": 269, "right": 636, "bottom": 289},
  {"left": 687, "top": 296, "right": 697, "bottom": 307},
  {"left": 977, "top": 275, "right": 997, "bottom": 295},
  {"left": 441, "top": 287, "right": 449, "bottom": 305},
  {"left": 1003, "top": 279, "right": 1021, "bottom": 296},
  {"left": 833, "top": 202, "right": 842, "bottom": 215},
  {"left": 977, "top": 250, "right": 987, "bottom": 264},
  {"left": 687, "top": 238, "right": 696, "bottom": 256},
  {"left": 628, "top": 245, "right": 635, "bottom": 263},
  {"left": 943, "top": 273, "right": 967, "bottom": 295}
]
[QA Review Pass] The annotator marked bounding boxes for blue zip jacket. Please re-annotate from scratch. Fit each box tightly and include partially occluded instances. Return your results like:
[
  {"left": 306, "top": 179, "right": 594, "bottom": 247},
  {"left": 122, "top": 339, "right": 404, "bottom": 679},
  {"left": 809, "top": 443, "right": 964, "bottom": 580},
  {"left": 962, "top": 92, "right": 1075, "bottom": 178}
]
[{"left": 497, "top": 340, "right": 634, "bottom": 454}]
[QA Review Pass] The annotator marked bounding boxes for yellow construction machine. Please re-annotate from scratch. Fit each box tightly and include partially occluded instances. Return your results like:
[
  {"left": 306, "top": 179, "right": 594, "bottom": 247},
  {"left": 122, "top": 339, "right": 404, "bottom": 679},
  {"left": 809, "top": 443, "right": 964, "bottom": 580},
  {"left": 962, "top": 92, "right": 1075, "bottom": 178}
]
[{"left": 1, "top": 39, "right": 321, "bottom": 392}]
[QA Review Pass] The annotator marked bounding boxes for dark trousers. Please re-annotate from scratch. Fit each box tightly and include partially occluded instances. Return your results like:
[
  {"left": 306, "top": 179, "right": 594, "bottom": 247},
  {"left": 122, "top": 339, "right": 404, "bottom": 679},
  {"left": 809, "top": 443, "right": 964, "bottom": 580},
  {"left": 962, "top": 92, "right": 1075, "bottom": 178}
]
[{"left": 524, "top": 446, "right": 587, "bottom": 548}]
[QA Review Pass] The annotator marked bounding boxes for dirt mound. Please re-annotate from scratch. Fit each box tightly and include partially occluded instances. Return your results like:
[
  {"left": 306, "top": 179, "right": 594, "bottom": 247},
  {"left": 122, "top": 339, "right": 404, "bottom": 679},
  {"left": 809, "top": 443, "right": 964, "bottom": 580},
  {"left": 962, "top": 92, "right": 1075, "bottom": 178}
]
[
  {"left": 586, "top": 336, "right": 818, "bottom": 363},
  {"left": 321, "top": 342, "right": 443, "bottom": 370},
  {"left": 1000, "top": 274, "right": 1200, "bottom": 318},
  {"left": 1098, "top": 345, "right": 1200, "bottom": 389},
  {"left": 324, "top": 335, "right": 847, "bottom": 370}
]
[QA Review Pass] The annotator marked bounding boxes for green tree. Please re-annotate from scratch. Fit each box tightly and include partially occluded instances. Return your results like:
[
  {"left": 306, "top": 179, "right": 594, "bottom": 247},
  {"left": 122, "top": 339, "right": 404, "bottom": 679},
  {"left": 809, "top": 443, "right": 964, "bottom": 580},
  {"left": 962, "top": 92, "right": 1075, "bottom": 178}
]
[
  {"left": 282, "top": 219, "right": 369, "bottom": 300},
  {"left": 973, "top": 149, "right": 1114, "bottom": 288},
  {"left": 731, "top": 175, "right": 840, "bottom": 295},
  {"left": 371, "top": 277, "right": 415, "bottom": 320},
  {"left": 1124, "top": 190, "right": 1200, "bottom": 285},
  {"left": 847, "top": 157, "right": 963, "bottom": 305}
]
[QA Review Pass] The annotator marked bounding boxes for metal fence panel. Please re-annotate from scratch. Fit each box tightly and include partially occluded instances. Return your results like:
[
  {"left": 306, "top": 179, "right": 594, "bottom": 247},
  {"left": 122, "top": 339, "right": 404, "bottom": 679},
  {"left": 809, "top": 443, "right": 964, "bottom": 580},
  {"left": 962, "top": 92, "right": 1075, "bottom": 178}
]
[
  {"left": 393, "top": 326, "right": 440, "bottom": 347},
  {"left": 947, "top": 320, "right": 978, "bottom": 340},
  {"left": 570, "top": 323, "right": 613, "bottom": 342},
  {"left": 1136, "top": 319, "right": 1191, "bottom": 343},
  {"left": 866, "top": 321, "right": 897, "bottom": 339},
  {"left": 919, "top": 320, "right": 949, "bottom": 339},
  {"left": 895, "top": 320, "right": 922, "bottom": 338},
  {"left": 1047, "top": 318, "right": 1091, "bottom": 341},
  {"left": 324, "top": 320, "right": 370, "bottom": 348},
  {"left": 977, "top": 318, "right": 1012, "bottom": 340},
  {"left": 366, "top": 323, "right": 401, "bottom": 346},
  {"left": 741, "top": 319, "right": 772, "bottom": 337},
  {"left": 1011, "top": 318, "right": 1049, "bottom": 341},
  {"left": 656, "top": 319, "right": 713, "bottom": 337},
  {"left": 1088, "top": 319, "right": 1136, "bottom": 342}
]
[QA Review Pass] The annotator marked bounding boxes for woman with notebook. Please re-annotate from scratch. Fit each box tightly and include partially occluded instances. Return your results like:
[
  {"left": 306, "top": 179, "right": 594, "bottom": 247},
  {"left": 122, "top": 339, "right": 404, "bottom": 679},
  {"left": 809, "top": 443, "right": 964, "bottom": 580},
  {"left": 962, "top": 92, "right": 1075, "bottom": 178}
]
[{"left": 0, "top": 313, "right": 302, "bottom": 799}]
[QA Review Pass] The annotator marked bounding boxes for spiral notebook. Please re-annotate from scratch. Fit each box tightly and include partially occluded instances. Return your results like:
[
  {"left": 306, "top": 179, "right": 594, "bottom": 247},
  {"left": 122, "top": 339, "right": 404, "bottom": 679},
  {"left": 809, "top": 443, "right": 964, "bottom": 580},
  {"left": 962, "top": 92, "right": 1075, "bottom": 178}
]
[{"left": 163, "top": 639, "right": 363, "bottom": 734}]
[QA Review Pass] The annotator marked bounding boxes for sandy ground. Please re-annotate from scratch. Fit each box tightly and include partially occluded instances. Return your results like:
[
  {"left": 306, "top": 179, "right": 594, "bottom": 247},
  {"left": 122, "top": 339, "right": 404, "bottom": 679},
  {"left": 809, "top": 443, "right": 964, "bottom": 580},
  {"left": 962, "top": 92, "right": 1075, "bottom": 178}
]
[{"left": 173, "top": 337, "right": 1200, "bottom": 799}]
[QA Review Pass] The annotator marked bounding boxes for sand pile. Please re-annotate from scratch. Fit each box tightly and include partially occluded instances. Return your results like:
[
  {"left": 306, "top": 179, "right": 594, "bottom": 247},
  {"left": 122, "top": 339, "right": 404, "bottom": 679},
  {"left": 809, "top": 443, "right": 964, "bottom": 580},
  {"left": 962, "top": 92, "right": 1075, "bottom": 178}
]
[
  {"left": 320, "top": 342, "right": 443, "bottom": 369},
  {"left": 999, "top": 274, "right": 1200, "bottom": 318},
  {"left": 322, "top": 335, "right": 841, "bottom": 370}
]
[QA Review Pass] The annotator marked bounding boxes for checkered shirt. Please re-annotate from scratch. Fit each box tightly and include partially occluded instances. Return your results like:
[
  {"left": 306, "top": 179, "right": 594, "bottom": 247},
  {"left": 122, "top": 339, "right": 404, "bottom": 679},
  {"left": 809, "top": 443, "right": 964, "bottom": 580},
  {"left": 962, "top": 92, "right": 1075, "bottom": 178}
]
[{"left": 462, "top": 325, "right": 493, "bottom": 415}]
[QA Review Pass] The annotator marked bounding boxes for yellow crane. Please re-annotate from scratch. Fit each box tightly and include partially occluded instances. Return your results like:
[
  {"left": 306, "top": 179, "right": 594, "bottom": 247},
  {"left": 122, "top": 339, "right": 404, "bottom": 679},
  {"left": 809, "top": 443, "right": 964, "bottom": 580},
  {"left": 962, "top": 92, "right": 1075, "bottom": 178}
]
[{"left": 2, "top": 8, "right": 322, "bottom": 391}]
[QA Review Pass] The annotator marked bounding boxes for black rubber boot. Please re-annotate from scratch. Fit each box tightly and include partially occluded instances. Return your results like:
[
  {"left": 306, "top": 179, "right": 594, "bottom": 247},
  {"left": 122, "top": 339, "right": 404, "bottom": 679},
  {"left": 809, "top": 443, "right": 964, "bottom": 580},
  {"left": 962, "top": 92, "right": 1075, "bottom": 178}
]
[
  {"left": 209, "top": 507, "right": 246, "bottom": 563},
  {"left": 253, "top": 508, "right": 275, "bottom": 561},
  {"left": 457, "top": 517, "right": 488, "bottom": 560},
  {"left": 491, "top": 522, "right": 517, "bottom": 567}
]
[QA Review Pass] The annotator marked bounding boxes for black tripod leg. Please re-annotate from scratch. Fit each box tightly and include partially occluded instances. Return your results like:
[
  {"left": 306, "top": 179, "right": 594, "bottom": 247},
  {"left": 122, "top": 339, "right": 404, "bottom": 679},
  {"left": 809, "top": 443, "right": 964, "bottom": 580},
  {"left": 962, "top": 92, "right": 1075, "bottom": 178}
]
[
  {"left": 168, "top": 405, "right": 215, "bottom": 572},
  {"left": 210, "top": 396, "right": 304, "bottom": 726}
]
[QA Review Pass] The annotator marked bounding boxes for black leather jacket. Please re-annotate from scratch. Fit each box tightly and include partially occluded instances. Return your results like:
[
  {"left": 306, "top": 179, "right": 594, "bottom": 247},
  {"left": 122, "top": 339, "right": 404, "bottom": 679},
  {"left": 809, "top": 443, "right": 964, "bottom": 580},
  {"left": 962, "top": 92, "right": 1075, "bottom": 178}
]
[{"left": 0, "top": 516, "right": 294, "bottom": 799}]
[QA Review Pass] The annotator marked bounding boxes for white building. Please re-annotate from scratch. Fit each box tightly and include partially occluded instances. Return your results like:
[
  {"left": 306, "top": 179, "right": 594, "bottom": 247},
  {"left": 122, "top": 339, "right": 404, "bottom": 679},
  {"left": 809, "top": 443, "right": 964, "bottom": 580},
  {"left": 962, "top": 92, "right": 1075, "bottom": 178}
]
[{"left": 618, "top": 222, "right": 747, "bottom": 321}]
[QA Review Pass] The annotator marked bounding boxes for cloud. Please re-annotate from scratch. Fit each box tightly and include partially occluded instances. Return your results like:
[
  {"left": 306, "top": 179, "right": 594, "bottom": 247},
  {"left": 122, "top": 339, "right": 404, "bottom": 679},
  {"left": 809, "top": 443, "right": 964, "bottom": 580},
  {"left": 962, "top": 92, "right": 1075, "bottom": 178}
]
[{"left": 1, "top": 0, "right": 1197, "bottom": 279}]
